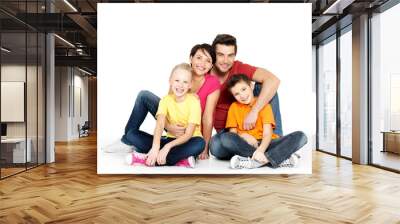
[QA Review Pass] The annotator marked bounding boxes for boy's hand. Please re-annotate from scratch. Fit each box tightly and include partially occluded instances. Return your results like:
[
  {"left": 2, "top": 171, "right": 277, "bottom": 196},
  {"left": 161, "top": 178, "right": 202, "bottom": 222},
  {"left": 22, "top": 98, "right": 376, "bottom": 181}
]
[
  {"left": 252, "top": 150, "right": 268, "bottom": 163},
  {"left": 146, "top": 148, "right": 159, "bottom": 166},
  {"left": 239, "top": 133, "right": 258, "bottom": 148},
  {"left": 157, "top": 145, "right": 171, "bottom": 165},
  {"left": 166, "top": 124, "right": 186, "bottom": 137}
]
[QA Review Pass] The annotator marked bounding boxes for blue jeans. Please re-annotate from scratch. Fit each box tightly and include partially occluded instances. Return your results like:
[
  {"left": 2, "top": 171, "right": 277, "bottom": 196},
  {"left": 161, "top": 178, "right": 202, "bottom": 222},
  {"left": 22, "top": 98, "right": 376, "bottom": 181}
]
[
  {"left": 121, "top": 90, "right": 160, "bottom": 145},
  {"left": 121, "top": 90, "right": 205, "bottom": 165},
  {"left": 126, "top": 130, "right": 205, "bottom": 165},
  {"left": 253, "top": 82, "right": 283, "bottom": 136},
  {"left": 210, "top": 131, "right": 307, "bottom": 168}
]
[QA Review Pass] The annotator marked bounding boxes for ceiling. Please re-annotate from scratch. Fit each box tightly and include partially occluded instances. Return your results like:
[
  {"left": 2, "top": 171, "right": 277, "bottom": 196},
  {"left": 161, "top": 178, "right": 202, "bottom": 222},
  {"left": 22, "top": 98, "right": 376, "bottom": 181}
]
[{"left": 0, "top": 0, "right": 392, "bottom": 75}]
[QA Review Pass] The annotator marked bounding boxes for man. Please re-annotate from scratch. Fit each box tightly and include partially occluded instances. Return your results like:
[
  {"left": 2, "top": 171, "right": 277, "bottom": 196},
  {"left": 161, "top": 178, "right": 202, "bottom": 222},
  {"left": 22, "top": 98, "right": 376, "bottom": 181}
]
[{"left": 209, "top": 34, "right": 282, "bottom": 160}]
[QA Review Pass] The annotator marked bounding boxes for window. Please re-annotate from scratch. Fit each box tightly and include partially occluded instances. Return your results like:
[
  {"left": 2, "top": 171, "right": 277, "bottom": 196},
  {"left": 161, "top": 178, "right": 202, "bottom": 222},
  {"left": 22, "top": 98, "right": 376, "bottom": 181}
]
[
  {"left": 318, "top": 36, "right": 337, "bottom": 154},
  {"left": 339, "top": 28, "right": 352, "bottom": 158},
  {"left": 371, "top": 2, "right": 400, "bottom": 171}
]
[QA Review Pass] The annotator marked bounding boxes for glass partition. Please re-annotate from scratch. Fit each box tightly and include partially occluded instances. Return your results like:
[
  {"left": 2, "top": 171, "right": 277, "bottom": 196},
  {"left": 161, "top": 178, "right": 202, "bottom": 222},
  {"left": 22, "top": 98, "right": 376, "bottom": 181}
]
[
  {"left": 317, "top": 36, "right": 337, "bottom": 155},
  {"left": 339, "top": 28, "right": 352, "bottom": 158},
  {"left": 0, "top": 1, "right": 46, "bottom": 179},
  {"left": 1, "top": 31, "right": 28, "bottom": 177},
  {"left": 371, "top": 3, "right": 400, "bottom": 171}
]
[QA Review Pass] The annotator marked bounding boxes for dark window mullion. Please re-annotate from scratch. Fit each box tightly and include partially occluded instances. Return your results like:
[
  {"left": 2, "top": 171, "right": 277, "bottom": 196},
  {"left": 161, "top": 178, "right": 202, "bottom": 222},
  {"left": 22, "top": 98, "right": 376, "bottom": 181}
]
[
  {"left": 336, "top": 29, "right": 341, "bottom": 157},
  {"left": 36, "top": 0, "right": 39, "bottom": 167},
  {"left": 316, "top": 45, "right": 320, "bottom": 151},
  {"left": 25, "top": 0, "right": 28, "bottom": 171},
  {"left": 367, "top": 11, "right": 373, "bottom": 165}
]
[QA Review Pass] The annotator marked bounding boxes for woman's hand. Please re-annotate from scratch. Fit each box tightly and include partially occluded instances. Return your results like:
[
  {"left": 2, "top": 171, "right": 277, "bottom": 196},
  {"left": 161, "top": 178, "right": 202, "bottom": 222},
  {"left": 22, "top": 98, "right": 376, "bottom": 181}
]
[
  {"left": 157, "top": 144, "right": 171, "bottom": 165},
  {"left": 166, "top": 124, "right": 186, "bottom": 137},
  {"left": 146, "top": 148, "right": 159, "bottom": 166},
  {"left": 239, "top": 133, "right": 258, "bottom": 148},
  {"left": 252, "top": 150, "right": 268, "bottom": 164},
  {"left": 198, "top": 148, "right": 209, "bottom": 160}
]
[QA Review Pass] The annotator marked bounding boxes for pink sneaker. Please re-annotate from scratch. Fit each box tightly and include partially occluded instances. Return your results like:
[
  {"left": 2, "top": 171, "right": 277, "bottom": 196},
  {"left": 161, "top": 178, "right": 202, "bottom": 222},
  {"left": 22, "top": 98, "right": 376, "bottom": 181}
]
[
  {"left": 175, "top": 156, "right": 195, "bottom": 168},
  {"left": 125, "top": 151, "right": 147, "bottom": 165}
]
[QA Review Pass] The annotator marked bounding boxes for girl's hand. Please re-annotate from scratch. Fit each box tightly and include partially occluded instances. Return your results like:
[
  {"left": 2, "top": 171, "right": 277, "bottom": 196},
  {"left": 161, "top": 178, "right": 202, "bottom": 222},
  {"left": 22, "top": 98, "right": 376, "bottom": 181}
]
[
  {"left": 146, "top": 148, "right": 159, "bottom": 166},
  {"left": 157, "top": 145, "right": 171, "bottom": 165},
  {"left": 252, "top": 150, "right": 268, "bottom": 164},
  {"left": 198, "top": 149, "right": 209, "bottom": 160}
]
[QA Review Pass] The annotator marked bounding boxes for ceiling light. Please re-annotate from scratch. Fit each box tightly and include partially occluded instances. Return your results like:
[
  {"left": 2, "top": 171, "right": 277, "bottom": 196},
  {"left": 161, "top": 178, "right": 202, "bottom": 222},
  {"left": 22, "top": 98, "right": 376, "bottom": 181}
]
[
  {"left": 323, "top": 0, "right": 355, "bottom": 15},
  {"left": 54, "top": 34, "right": 75, "bottom": 48},
  {"left": 78, "top": 67, "right": 93, "bottom": 76},
  {"left": 63, "top": 0, "right": 78, "bottom": 12},
  {"left": 1, "top": 47, "right": 11, "bottom": 53}
]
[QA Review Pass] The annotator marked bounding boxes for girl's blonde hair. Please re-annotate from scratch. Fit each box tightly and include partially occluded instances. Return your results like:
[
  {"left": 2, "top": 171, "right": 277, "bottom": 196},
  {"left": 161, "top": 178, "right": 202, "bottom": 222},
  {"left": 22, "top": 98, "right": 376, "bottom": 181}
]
[{"left": 168, "top": 63, "right": 193, "bottom": 94}]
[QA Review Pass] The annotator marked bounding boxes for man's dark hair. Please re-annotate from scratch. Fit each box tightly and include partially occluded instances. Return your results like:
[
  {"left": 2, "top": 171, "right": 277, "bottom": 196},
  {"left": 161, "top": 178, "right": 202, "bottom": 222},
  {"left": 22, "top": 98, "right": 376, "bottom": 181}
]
[
  {"left": 190, "top": 43, "right": 216, "bottom": 64},
  {"left": 212, "top": 34, "right": 237, "bottom": 54},
  {"left": 227, "top": 74, "right": 251, "bottom": 91}
]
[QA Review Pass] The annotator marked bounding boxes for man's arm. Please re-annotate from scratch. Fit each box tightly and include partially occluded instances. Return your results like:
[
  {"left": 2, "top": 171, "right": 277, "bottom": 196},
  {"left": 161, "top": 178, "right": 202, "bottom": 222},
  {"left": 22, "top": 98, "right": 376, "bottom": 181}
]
[
  {"left": 244, "top": 68, "right": 280, "bottom": 130},
  {"left": 165, "top": 121, "right": 186, "bottom": 137}
]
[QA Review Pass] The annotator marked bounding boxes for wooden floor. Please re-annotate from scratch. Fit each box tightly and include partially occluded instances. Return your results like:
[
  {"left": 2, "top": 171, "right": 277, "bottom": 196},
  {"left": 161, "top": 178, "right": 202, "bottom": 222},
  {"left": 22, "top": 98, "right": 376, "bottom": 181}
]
[
  {"left": 1, "top": 167, "right": 26, "bottom": 178},
  {"left": 1, "top": 134, "right": 400, "bottom": 224}
]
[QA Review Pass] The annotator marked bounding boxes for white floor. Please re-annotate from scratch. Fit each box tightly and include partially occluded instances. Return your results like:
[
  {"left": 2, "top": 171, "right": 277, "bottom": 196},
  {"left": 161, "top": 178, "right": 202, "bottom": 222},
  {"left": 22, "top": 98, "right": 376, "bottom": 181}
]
[{"left": 98, "top": 144, "right": 312, "bottom": 175}]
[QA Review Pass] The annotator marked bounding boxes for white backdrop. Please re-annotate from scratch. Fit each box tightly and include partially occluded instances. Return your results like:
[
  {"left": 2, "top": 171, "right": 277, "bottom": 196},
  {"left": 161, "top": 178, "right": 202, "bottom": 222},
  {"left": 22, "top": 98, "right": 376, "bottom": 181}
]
[{"left": 98, "top": 3, "right": 314, "bottom": 171}]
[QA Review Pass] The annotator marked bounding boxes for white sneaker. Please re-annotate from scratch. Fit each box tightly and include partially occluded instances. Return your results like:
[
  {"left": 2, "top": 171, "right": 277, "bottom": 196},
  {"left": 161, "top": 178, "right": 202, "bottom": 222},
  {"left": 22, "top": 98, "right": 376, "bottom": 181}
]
[
  {"left": 230, "top": 155, "right": 264, "bottom": 169},
  {"left": 279, "top": 153, "right": 300, "bottom": 168},
  {"left": 103, "top": 140, "right": 135, "bottom": 153}
]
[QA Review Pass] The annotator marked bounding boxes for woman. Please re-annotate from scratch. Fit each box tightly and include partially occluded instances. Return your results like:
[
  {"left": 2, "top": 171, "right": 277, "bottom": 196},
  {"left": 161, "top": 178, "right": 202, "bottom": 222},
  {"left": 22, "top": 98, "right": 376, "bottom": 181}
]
[{"left": 104, "top": 43, "right": 220, "bottom": 160}]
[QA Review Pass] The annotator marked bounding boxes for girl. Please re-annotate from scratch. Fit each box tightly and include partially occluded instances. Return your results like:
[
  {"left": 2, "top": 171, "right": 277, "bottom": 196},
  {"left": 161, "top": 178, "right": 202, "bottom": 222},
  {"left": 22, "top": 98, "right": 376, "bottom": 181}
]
[
  {"left": 125, "top": 63, "right": 205, "bottom": 168},
  {"left": 105, "top": 44, "right": 220, "bottom": 161}
]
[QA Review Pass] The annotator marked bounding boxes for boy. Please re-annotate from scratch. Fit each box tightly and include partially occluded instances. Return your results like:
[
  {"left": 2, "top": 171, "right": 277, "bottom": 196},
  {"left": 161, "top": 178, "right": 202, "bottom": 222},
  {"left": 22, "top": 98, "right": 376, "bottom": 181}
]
[{"left": 223, "top": 74, "right": 307, "bottom": 169}]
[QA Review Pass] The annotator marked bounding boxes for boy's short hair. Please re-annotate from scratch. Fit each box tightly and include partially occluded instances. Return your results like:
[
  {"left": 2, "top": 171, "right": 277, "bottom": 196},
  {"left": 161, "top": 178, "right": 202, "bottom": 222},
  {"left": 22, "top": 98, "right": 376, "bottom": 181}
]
[
  {"left": 212, "top": 34, "right": 237, "bottom": 54},
  {"left": 227, "top": 74, "right": 251, "bottom": 91}
]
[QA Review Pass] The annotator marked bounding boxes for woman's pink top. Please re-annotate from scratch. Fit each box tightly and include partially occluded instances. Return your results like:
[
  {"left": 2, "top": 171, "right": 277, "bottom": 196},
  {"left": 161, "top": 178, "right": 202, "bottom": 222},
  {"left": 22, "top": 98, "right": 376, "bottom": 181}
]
[{"left": 196, "top": 74, "right": 221, "bottom": 114}]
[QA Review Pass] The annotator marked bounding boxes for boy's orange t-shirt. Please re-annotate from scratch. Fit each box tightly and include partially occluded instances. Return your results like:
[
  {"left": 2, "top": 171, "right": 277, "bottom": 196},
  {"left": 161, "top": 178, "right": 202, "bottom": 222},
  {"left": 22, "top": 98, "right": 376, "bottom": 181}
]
[{"left": 225, "top": 98, "right": 279, "bottom": 140}]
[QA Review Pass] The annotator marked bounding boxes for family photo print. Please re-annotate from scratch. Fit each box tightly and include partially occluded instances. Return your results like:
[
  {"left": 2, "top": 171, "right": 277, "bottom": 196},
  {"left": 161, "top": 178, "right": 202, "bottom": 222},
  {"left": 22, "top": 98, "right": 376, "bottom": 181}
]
[{"left": 97, "top": 3, "right": 313, "bottom": 174}]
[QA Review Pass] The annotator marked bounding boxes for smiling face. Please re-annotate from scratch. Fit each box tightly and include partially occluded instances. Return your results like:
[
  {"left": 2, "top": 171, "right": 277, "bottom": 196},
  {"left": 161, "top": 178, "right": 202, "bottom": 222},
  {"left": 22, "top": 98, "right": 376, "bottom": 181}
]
[
  {"left": 230, "top": 80, "right": 254, "bottom": 105},
  {"left": 169, "top": 68, "right": 192, "bottom": 98},
  {"left": 214, "top": 44, "right": 236, "bottom": 74},
  {"left": 190, "top": 49, "right": 213, "bottom": 76}
]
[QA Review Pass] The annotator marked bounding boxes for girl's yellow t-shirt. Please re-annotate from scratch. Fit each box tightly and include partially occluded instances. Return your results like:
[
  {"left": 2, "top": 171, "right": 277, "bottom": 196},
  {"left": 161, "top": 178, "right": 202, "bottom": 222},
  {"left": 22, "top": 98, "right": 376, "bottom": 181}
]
[{"left": 156, "top": 94, "right": 202, "bottom": 138}]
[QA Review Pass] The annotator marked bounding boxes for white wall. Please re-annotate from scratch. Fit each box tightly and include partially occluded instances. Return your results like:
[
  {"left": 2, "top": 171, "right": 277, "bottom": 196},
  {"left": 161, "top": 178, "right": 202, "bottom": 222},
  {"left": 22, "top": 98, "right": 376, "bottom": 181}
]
[
  {"left": 1, "top": 64, "right": 46, "bottom": 163},
  {"left": 55, "top": 66, "right": 89, "bottom": 141},
  {"left": 1, "top": 65, "right": 40, "bottom": 138},
  {"left": 98, "top": 4, "right": 313, "bottom": 148}
]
